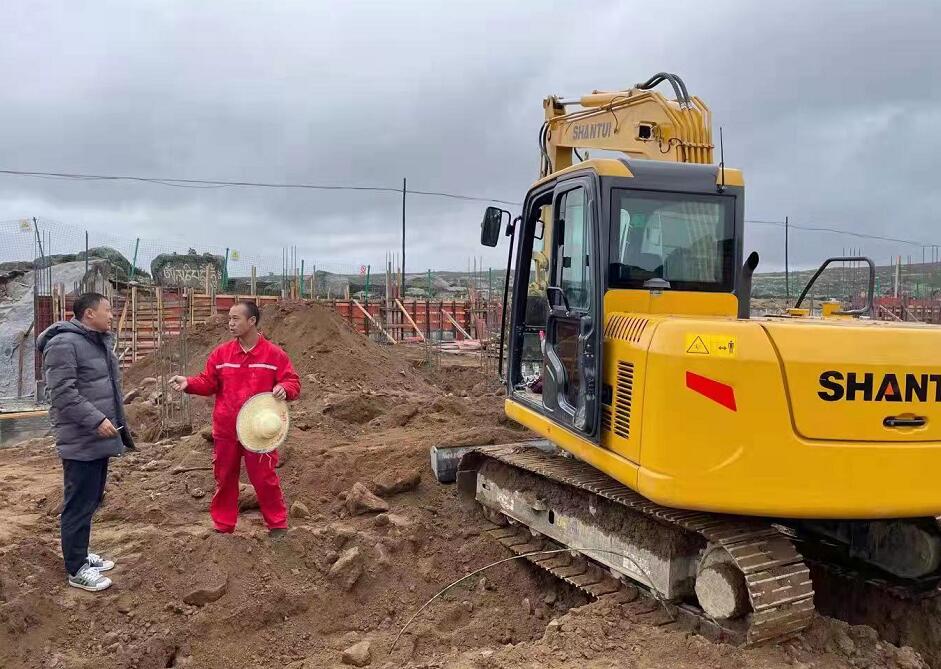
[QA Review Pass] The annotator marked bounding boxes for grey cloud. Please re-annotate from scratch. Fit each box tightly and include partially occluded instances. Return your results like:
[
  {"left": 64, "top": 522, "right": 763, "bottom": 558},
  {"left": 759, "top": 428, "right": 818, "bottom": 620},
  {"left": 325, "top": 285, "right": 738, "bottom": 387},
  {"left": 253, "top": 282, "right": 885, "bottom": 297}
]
[{"left": 1, "top": 0, "right": 939, "bottom": 273}]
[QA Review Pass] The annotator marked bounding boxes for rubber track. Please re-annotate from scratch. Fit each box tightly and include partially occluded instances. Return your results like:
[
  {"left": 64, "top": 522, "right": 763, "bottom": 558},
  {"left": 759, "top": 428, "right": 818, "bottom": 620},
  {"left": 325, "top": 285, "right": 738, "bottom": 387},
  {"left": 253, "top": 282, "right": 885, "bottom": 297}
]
[
  {"left": 484, "top": 523, "right": 623, "bottom": 597},
  {"left": 800, "top": 541, "right": 941, "bottom": 602},
  {"left": 468, "top": 445, "right": 815, "bottom": 645}
]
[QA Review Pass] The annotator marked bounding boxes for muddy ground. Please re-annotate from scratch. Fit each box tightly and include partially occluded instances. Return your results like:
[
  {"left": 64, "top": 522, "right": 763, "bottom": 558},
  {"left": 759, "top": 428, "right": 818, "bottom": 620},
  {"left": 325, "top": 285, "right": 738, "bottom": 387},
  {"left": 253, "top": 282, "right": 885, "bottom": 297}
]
[{"left": 0, "top": 302, "right": 932, "bottom": 668}]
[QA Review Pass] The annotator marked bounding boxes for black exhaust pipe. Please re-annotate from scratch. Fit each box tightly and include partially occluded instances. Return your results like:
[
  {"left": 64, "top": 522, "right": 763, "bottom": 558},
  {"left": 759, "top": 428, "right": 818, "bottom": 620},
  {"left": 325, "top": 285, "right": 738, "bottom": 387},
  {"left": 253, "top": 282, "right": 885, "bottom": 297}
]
[{"left": 737, "top": 251, "right": 760, "bottom": 319}]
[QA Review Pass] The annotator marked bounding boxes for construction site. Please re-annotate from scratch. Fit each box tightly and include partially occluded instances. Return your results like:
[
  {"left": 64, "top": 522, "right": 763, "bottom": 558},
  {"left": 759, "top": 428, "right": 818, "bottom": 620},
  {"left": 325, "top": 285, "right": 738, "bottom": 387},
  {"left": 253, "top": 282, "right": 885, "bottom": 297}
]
[
  {"left": 3, "top": 3, "right": 941, "bottom": 668},
  {"left": 0, "top": 296, "right": 935, "bottom": 669}
]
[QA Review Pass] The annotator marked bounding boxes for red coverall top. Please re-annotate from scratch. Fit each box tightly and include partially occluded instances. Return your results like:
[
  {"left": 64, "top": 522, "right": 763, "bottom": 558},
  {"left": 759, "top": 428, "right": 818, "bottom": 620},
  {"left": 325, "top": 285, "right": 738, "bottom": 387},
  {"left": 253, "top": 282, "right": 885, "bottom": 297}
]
[{"left": 184, "top": 336, "right": 301, "bottom": 440}]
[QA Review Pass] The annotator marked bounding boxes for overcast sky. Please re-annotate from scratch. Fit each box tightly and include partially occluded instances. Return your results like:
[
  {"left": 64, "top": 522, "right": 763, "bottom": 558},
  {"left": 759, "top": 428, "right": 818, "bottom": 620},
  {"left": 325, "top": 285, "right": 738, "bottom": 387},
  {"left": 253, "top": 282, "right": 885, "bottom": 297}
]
[{"left": 1, "top": 0, "right": 939, "bottom": 274}]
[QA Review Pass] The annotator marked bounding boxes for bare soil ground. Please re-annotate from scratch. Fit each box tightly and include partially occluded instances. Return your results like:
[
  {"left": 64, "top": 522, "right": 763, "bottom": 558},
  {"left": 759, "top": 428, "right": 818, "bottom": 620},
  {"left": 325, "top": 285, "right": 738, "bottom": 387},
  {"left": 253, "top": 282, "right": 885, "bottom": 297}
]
[{"left": 0, "top": 302, "right": 930, "bottom": 668}]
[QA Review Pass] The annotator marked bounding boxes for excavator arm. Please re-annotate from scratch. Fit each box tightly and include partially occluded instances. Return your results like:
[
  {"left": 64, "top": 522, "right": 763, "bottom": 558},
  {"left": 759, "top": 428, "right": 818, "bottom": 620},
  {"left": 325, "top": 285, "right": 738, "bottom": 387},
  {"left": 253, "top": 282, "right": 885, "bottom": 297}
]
[
  {"left": 529, "top": 73, "right": 716, "bottom": 291},
  {"left": 540, "top": 72, "right": 713, "bottom": 177}
]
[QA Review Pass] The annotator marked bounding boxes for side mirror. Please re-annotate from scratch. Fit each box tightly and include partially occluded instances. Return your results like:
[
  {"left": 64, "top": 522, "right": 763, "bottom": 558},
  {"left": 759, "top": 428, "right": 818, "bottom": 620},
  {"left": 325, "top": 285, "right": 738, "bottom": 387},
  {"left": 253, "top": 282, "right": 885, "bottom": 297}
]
[{"left": 481, "top": 207, "right": 504, "bottom": 247}]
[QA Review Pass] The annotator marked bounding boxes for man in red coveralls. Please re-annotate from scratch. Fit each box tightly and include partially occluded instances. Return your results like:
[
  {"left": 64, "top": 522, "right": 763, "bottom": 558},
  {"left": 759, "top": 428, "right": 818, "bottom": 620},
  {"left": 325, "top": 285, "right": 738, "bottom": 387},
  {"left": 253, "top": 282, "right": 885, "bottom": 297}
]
[{"left": 169, "top": 301, "right": 300, "bottom": 536}]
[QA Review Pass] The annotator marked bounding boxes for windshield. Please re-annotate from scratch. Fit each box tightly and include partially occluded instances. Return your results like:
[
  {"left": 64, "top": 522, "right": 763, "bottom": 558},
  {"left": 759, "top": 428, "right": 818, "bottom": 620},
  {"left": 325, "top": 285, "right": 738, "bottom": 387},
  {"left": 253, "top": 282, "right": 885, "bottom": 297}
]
[{"left": 609, "top": 190, "right": 735, "bottom": 291}]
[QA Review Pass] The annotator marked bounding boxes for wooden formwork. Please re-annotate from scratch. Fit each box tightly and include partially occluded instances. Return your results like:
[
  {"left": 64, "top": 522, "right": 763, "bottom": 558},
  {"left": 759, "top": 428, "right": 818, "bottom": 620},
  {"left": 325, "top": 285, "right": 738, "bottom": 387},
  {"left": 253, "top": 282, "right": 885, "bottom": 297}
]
[
  {"left": 326, "top": 298, "right": 498, "bottom": 344},
  {"left": 874, "top": 297, "right": 941, "bottom": 324},
  {"left": 113, "top": 291, "right": 284, "bottom": 367}
]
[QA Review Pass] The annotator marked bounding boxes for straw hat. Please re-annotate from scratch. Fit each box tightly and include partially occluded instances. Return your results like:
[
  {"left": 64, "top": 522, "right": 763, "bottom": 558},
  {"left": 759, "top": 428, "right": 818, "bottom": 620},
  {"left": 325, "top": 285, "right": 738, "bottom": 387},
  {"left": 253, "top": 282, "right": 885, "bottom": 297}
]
[{"left": 236, "top": 392, "right": 290, "bottom": 453}]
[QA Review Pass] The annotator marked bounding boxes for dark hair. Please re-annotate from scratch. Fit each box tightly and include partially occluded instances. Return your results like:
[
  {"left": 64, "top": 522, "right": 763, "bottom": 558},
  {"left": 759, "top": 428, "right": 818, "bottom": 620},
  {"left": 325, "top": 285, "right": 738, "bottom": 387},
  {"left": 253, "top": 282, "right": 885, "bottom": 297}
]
[
  {"left": 73, "top": 292, "right": 108, "bottom": 320},
  {"left": 236, "top": 300, "right": 261, "bottom": 325}
]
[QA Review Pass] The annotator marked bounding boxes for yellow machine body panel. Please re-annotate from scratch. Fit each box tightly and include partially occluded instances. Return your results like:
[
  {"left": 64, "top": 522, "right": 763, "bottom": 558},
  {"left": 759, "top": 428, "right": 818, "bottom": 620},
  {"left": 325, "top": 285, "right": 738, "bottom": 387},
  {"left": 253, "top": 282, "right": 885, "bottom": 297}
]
[
  {"left": 604, "top": 288, "right": 738, "bottom": 318},
  {"left": 763, "top": 320, "right": 941, "bottom": 443},
  {"left": 508, "top": 293, "right": 941, "bottom": 520}
]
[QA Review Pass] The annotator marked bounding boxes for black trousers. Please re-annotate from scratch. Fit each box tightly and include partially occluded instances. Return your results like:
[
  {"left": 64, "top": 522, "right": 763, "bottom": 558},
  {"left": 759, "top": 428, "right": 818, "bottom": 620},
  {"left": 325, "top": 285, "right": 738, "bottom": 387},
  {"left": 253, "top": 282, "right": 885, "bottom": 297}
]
[{"left": 61, "top": 458, "right": 109, "bottom": 576}]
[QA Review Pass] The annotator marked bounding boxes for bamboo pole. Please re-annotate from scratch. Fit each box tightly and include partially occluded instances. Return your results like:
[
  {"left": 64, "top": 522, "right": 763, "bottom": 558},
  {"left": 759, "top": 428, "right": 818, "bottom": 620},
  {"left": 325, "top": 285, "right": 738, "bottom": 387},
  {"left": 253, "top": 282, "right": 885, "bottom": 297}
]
[
  {"left": 395, "top": 298, "right": 425, "bottom": 341},
  {"left": 353, "top": 299, "right": 396, "bottom": 344},
  {"left": 251, "top": 266, "right": 257, "bottom": 296}
]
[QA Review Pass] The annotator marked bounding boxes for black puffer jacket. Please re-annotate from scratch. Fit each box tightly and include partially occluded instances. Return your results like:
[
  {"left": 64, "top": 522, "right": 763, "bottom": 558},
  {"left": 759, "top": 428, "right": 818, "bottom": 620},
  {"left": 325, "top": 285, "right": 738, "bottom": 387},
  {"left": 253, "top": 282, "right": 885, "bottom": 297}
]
[{"left": 36, "top": 319, "right": 127, "bottom": 461}]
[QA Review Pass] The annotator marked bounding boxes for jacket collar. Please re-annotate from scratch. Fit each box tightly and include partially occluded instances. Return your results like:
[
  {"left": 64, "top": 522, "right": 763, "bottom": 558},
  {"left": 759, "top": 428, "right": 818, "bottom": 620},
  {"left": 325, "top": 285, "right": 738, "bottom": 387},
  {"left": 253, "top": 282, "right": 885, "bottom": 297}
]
[
  {"left": 70, "top": 318, "right": 114, "bottom": 346},
  {"left": 234, "top": 333, "right": 267, "bottom": 354}
]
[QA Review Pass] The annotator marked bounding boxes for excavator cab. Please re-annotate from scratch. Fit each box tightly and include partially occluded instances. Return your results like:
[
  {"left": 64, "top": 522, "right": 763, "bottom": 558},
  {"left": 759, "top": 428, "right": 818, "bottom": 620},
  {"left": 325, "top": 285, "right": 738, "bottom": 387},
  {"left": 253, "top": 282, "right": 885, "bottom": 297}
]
[{"left": 499, "top": 158, "right": 744, "bottom": 447}]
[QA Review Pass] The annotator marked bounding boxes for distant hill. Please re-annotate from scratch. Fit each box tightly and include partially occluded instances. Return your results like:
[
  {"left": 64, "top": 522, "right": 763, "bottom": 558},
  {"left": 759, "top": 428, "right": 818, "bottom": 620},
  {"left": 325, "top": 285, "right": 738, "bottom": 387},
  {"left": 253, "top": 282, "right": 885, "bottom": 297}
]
[{"left": 227, "top": 260, "right": 941, "bottom": 302}]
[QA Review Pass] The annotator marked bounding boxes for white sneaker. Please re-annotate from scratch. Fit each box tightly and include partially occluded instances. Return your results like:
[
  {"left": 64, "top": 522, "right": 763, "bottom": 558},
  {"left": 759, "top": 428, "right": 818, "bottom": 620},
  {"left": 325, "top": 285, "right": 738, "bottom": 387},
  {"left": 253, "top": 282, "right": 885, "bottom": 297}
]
[
  {"left": 87, "top": 552, "right": 115, "bottom": 572},
  {"left": 68, "top": 564, "right": 112, "bottom": 592}
]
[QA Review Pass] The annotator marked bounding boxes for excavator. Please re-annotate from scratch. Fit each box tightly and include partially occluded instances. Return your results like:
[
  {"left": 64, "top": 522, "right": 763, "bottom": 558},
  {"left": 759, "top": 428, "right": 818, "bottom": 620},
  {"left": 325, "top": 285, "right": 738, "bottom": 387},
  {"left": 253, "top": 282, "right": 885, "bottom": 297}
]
[{"left": 432, "top": 72, "right": 941, "bottom": 644}]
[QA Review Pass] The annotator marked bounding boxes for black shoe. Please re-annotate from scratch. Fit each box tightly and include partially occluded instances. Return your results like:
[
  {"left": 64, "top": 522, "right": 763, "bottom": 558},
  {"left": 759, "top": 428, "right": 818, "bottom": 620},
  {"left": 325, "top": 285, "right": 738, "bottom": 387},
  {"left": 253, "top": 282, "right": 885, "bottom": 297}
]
[{"left": 268, "top": 528, "right": 288, "bottom": 539}]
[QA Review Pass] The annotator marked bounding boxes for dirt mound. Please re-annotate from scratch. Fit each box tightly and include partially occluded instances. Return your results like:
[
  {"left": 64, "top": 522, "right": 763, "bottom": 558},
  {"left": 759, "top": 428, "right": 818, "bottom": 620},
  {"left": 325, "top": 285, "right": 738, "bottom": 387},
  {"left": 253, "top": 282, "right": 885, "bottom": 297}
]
[
  {"left": 123, "top": 301, "right": 434, "bottom": 441},
  {"left": 125, "top": 301, "right": 427, "bottom": 394}
]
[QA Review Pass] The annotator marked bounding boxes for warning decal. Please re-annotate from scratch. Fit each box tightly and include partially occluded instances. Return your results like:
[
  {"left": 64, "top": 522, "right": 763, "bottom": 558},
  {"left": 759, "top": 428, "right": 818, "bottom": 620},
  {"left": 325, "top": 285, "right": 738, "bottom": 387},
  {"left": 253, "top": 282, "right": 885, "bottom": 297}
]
[
  {"left": 684, "top": 334, "right": 737, "bottom": 358},
  {"left": 686, "top": 336, "right": 709, "bottom": 355}
]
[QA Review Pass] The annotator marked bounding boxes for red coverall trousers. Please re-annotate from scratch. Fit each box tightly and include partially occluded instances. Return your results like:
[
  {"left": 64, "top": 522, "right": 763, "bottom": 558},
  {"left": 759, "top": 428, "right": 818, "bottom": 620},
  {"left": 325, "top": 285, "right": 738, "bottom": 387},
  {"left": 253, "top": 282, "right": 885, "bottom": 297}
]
[{"left": 185, "top": 335, "right": 301, "bottom": 532}]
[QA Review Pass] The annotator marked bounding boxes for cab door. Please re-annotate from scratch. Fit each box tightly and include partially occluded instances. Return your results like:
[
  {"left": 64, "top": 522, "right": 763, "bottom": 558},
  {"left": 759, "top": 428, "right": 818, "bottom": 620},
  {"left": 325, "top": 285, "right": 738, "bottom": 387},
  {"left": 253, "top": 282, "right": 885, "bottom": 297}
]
[{"left": 541, "top": 178, "right": 601, "bottom": 438}]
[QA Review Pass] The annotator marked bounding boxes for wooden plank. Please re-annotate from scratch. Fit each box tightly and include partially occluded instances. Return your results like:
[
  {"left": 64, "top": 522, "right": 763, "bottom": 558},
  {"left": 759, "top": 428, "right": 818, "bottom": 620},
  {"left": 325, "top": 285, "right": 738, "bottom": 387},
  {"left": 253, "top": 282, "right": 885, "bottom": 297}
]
[
  {"left": 16, "top": 322, "right": 34, "bottom": 398},
  {"left": 0, "top": 409, "right": 49, "bottom": 420},
  {"left": 0, "top": 411, "right": 51, "bottom": 447},
  {"left": 395, "top": 299, "right": 425, "bottom": 341},
  {"left": 352, "top": 299, "right": 396, "bottom": 344},
  {"left": 112, "top": 299, "right": 129, "bottom": 354},
  {"left": 441, "top": 308, "right": 472, "bottom": 340}
]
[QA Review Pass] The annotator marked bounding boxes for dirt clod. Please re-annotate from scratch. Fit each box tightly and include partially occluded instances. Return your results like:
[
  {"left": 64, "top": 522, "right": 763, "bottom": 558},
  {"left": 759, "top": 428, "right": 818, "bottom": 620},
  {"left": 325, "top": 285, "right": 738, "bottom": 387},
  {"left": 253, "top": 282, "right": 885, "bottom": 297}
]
[
  {"left": 290, "top": 501, "right": 310, "bottom": 518},
  {"left": 341, "top": 640, "right": 372, "bottom": 667},
  {"left": 897, "top": 647, "right": 929, "bottom": 669},
  {"left": 183, "top": 578, "right": 227, "bottom": 606},
  {"left": 327, "top": 546, "right": 363, "bottom": 591},
  {"left": 346, "top": 482, "right": 389, "bottom": 515},
  {"left": 374, "top": 469, "right": 421, "bottom": 496}
]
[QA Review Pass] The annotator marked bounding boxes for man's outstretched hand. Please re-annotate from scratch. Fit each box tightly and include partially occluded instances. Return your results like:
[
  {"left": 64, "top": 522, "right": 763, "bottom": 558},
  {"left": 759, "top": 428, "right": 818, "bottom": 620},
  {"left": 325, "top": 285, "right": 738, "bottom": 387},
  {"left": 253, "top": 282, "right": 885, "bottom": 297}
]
[
  {"left": 169, "top": 375, "right": 188, "bottom": 392},
  {"left": 272, "top": 384, "right": 287, "bottom": 400}
]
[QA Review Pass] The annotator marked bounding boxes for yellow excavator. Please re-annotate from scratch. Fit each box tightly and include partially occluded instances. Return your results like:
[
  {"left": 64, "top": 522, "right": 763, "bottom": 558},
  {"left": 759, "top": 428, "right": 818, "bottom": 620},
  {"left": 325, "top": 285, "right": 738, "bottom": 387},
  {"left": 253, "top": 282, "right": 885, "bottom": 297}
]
[{"left": 432, "top": 72, "right": 941, "bottom": 644}]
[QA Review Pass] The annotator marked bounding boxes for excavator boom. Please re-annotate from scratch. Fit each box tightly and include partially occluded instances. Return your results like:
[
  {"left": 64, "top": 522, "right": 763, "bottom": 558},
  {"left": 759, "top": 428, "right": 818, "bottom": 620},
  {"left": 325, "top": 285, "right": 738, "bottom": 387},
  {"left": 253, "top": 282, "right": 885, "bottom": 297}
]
[{"left": 541, "top": 72, "right": 713, "bottom": 177}]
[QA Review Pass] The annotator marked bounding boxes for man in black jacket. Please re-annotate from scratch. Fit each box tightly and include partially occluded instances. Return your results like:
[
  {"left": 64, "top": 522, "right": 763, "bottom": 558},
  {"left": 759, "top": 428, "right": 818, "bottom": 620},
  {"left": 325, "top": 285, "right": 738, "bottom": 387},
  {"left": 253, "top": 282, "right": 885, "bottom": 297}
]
[{"left": 37, "top": 292, "right": 129, "bottom": 592}]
